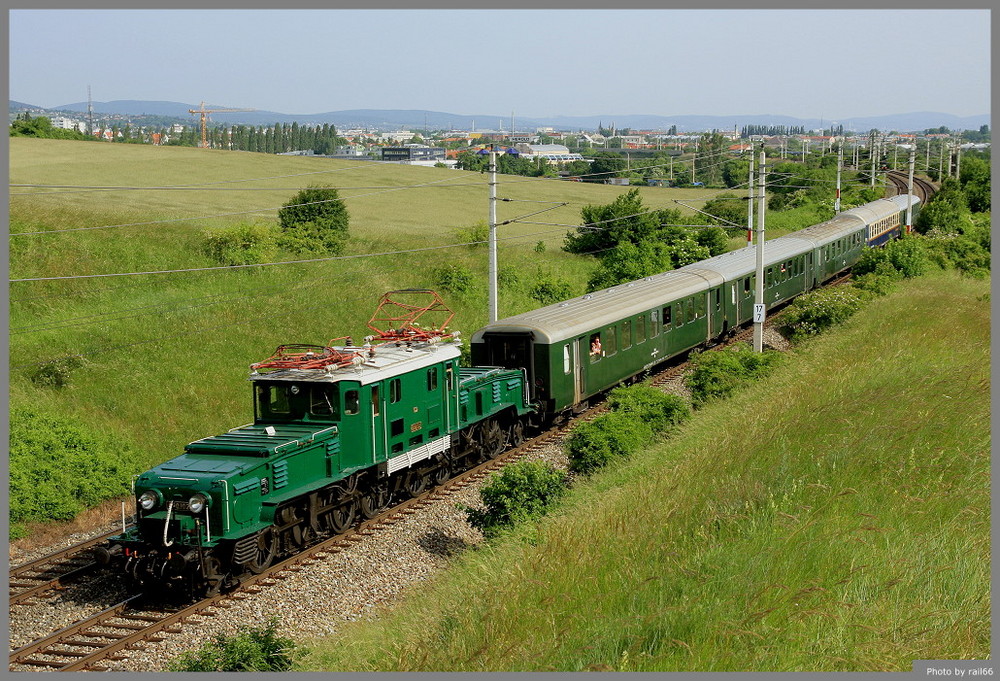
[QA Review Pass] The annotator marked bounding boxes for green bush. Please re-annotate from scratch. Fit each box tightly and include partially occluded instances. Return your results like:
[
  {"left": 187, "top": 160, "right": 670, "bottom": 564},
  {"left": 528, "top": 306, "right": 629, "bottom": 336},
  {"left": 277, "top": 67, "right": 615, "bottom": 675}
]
[
  {"left": 529, "top": 274, "right": 574, "bottom": 305},
  {"left": 169, "top": 618, "right": 299, "bottom": 671},
  {"left": 777, "top": 286, "right": 869, "bottom": 343},
  {"left": 605, "top": 384, "right": 690, "bottom": 433},
  {"left": 564, "top": 411, "right": 653, "bottom": 475},
  {"left": 9, "top": 406, "right": 139, "bottom": 538},
  {"left": 922, "top": 225, "right": 991, "bottom": 278},
  {"left": 202, "top": 222, "right": 277, "bottom": 266},
  {"left": 883, "top": 237, "right": 929, "bottom": 278},
  {"left": 464, "top": 461, "right": 568, "bottom": 539},
  {"left": 434, "top": 264, "right": 475, "bottom": 294},
  {"left": 685, "top": 345, "right": 782, "bottom": 407},
  {"left": 454, "top": 220, "right": 489, "bottom": 248},
  {"left": 851, "top": 259, "right": 903, "bottom": 297},
  {"left": 498, "top": 264, "right": 520, "bottom": 291},
  {"left": 277, "top": 185, "right": 349, "bottom": 255}
]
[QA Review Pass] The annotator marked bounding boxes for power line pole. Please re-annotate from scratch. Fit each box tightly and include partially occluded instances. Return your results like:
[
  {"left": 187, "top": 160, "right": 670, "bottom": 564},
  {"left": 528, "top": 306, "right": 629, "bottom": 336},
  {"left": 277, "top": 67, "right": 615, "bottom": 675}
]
[
  {"left": 86, "top": 85, "right": 94, "bottom": 138},
  {"left": 753, "top": 143, "right": 767, "bottom": 353},
  {"left": 870, "top": 131, "right": 877, "bottom": 188},
  {"left": 905, "top": 149, "right": 915, "bottom": 234},
  {"left": 746, "top": 148, "right": 754, "bottom": 247},
  {"left": 488, "top": 145, "right": 499, "bottom": 322},
  {"left": 835, "top": 142, "right": 843, "bottom": 213}
]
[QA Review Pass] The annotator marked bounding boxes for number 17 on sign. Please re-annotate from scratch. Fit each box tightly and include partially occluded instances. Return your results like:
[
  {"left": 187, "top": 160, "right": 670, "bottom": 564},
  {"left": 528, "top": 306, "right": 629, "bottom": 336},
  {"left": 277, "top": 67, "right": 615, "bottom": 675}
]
[{"left": 753, "top": 304, "right": 766, "bottom": 324}]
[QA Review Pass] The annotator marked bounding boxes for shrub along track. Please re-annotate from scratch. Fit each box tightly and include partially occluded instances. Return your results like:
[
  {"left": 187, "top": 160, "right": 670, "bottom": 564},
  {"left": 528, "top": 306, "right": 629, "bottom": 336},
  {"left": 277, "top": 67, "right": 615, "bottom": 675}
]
[{"left": 8, "top": 284, "right": 835, "bottom": 672}]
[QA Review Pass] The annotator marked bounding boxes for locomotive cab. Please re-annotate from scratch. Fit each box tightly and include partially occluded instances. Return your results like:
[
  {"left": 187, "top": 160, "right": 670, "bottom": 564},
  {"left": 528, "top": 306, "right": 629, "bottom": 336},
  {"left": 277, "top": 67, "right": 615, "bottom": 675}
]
[{"left": 254, "top": 381, "right": 351, "bottom": 424}]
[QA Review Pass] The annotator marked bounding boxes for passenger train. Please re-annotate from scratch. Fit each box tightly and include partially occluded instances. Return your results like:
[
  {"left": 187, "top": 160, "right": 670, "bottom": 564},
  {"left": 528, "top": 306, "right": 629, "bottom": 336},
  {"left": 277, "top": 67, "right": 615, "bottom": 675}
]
[{"left": 95, "top": 192, "right": 919, "bottom": 597}]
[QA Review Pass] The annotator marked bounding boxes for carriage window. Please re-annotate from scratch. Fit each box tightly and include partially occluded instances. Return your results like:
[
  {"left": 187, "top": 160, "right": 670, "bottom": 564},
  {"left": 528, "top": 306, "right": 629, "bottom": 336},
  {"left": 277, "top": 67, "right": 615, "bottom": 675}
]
[
  {"left": 390, "top": 378, "right": 402, "bottom": 403},
  {"left": 563, "top": 345, "right": 572, "bottom": 374},
  {"left": 636, "top": 315, "right": 646, "bottom": 343},
  {"left": 663, "top": 306, "right": 672, "bottom": 328},
  {"left": 675, "top": 302, "right": 684, "bottom": 328},
  {"left": 687, "top": 299, "right": 695, "bottom": 322},
  {"left": 427, "top": 368, "right": 438, "bottom": 391},
  {"left": 391, "top": 418, "right": 404, "bottom": 436},
  {"left": 651, "top": 310, "right": 660, "bottom": 337},
  {"left": 605, "top": 327, "right": 617, "bottom": 356},
  {"left": 589, "top": 333, "right": 603, "bottom": 362},
  {"left": 344, "top": 390, "right": 360, "bottom": 415},
  {"left": 696, "top": 296, "right": 705, "bottom": 318},
  {"left": 622, "top": 321, "right": 632, "bottom": 349},
  {"left": 371, "top": 385, "right": 380, "bottom": 416},
  {"left": 744, "top": 277, "right": 752, "bottom": 295},
  {"left": 446, "top": 366, "right": 454, "bottom": 390}
]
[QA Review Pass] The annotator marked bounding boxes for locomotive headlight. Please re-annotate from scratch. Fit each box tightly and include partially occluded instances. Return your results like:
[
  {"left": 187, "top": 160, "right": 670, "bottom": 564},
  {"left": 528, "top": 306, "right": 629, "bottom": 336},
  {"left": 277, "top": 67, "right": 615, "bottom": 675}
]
[
  {"left": 188, "top": 493, "right": 209, "bottom": 514},
  {"left": 138, "top": 490, "right": 159, "bottom": 511}
]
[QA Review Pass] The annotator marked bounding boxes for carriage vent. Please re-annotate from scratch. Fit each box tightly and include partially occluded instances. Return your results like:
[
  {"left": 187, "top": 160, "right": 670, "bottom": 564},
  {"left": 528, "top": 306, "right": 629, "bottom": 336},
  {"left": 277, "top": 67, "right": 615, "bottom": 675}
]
[
  {"left": 233, "top": 478, "right": 259, "bottom": 496},
  {"left": 506, "top": 379, "right": 521, "bottom": 391},
  {"left": 272, "top": 460, "right": 289, "bottom": 490},
  {"left": 458, "top": 390, "right": 469, "bottom": 405},
  {"left": 492, "top": 383, "right": 501, "bottom": 403}
]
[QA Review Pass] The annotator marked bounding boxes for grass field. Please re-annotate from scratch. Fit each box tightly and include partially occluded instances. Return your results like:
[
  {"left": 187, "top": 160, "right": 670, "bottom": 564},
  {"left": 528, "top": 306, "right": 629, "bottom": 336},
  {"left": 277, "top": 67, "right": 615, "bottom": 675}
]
[
  {"left": 297, "top": 270, "right": 990, "bottom": 671},
  {"left": 9, "top": 138, "right": 724, "bottom": 476}
]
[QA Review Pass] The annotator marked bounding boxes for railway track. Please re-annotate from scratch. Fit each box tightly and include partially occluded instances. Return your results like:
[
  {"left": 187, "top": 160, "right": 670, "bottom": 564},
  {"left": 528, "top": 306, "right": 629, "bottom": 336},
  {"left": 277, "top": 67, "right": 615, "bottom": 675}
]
[
  {"left": 7, "top": 288, "right": 827, "bottom": 672},
  {"left": 886, "top": 170, "right": 936, "bottom": 204},
  {"left": 9, "top": 529, "right": 129, "bottom": 606}
]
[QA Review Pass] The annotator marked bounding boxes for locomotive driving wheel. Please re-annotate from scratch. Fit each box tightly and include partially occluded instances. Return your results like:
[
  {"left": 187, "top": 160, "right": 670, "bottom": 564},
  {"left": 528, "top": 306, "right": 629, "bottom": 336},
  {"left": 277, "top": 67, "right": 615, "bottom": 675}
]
[
  {"left": 480, "top": 419, "right": 506, "bottom": 459},
  {"left": 323, "top": 498, "right": 357, "bottom": 534},
  {"left": 245, "top": 527, "right": 277, "bottom": 574},
  {"left": 359, "top": 484, "right": 390, "bottom": 519},
  {"left": 433, "top": 452, "right": 453, "bottom": 485},
  {"left": 507, "top": 420, "right": 525, "bottom": 448},
  {"left": 404, "top": 469, "right": 430, "bottom": 497}
]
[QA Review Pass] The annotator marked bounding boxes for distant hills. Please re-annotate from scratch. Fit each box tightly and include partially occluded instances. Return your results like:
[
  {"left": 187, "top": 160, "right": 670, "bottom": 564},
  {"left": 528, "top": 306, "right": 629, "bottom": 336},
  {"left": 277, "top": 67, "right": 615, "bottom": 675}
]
[{"left": 10, "top": 99, "right": 990, "bottom": 133}]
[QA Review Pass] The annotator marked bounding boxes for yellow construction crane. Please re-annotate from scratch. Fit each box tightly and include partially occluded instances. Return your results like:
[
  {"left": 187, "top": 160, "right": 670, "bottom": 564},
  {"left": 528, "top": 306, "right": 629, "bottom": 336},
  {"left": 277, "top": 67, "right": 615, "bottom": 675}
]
[{"left": 188, "top": 101, "right": 256, "bottom": 148}]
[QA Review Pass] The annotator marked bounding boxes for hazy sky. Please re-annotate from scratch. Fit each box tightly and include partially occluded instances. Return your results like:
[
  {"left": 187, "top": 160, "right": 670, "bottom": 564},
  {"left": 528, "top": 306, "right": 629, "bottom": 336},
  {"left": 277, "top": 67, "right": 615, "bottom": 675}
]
[{"left": 8, "top": 9, "right": 992, "bottom": 119}]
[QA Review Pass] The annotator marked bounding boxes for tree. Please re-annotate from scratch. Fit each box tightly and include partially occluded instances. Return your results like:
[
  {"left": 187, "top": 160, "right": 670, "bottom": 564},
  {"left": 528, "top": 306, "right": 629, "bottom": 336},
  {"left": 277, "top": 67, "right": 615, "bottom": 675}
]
[
  {"left": 701, "top": 193, "right": 747, "bottom": 230},
  {"left": 959, "top": 155, "right": 991, "bottom": 213},
  {"left": 588, "top": 152, "right": 627, "bottom": 180},
  {"left": 914, "top": 178, "right": 970, "bottom": 234},
  {"left": 563, "top": 188, "right": 657, "bottom": 254},
  {"left": 694, "top": 132, "right": 728, "bottom": 186},
  {"left": 277, "top": 185, "right": 350, "bottom": 255}
]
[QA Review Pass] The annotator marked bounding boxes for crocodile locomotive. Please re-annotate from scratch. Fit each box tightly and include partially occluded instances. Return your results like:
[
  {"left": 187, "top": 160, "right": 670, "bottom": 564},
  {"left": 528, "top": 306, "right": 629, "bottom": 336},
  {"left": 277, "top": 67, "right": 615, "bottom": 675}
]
[{"left": 96, "top": 193, "right": 920, "bottom": 597}]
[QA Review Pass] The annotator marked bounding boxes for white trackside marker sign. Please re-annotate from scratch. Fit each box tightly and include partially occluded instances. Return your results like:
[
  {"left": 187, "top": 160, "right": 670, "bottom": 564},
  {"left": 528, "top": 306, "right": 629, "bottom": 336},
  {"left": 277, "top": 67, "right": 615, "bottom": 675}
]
[{"left": 753, "top": 304, "right": 766, "bottom": 324}]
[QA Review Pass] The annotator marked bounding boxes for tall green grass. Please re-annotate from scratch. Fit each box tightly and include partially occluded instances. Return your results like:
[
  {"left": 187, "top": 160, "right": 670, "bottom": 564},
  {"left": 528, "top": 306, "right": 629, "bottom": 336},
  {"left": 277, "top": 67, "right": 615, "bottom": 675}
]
[{"left": 298, "top": 270, "right": 989, "bottom": 671}]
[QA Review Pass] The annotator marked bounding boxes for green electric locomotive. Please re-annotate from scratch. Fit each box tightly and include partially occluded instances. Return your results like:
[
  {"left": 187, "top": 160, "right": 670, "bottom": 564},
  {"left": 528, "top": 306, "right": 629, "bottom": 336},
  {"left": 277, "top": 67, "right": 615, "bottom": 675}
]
[{"left": 97, "top": 291, "right": 532, "bottom": 596}]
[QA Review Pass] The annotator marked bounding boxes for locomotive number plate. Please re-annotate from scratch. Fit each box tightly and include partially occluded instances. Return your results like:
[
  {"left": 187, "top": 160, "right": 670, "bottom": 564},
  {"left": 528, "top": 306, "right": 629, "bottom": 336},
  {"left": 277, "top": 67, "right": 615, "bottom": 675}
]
[{"left": 410, "top": 421, "right": 422, "bottom": 432}]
